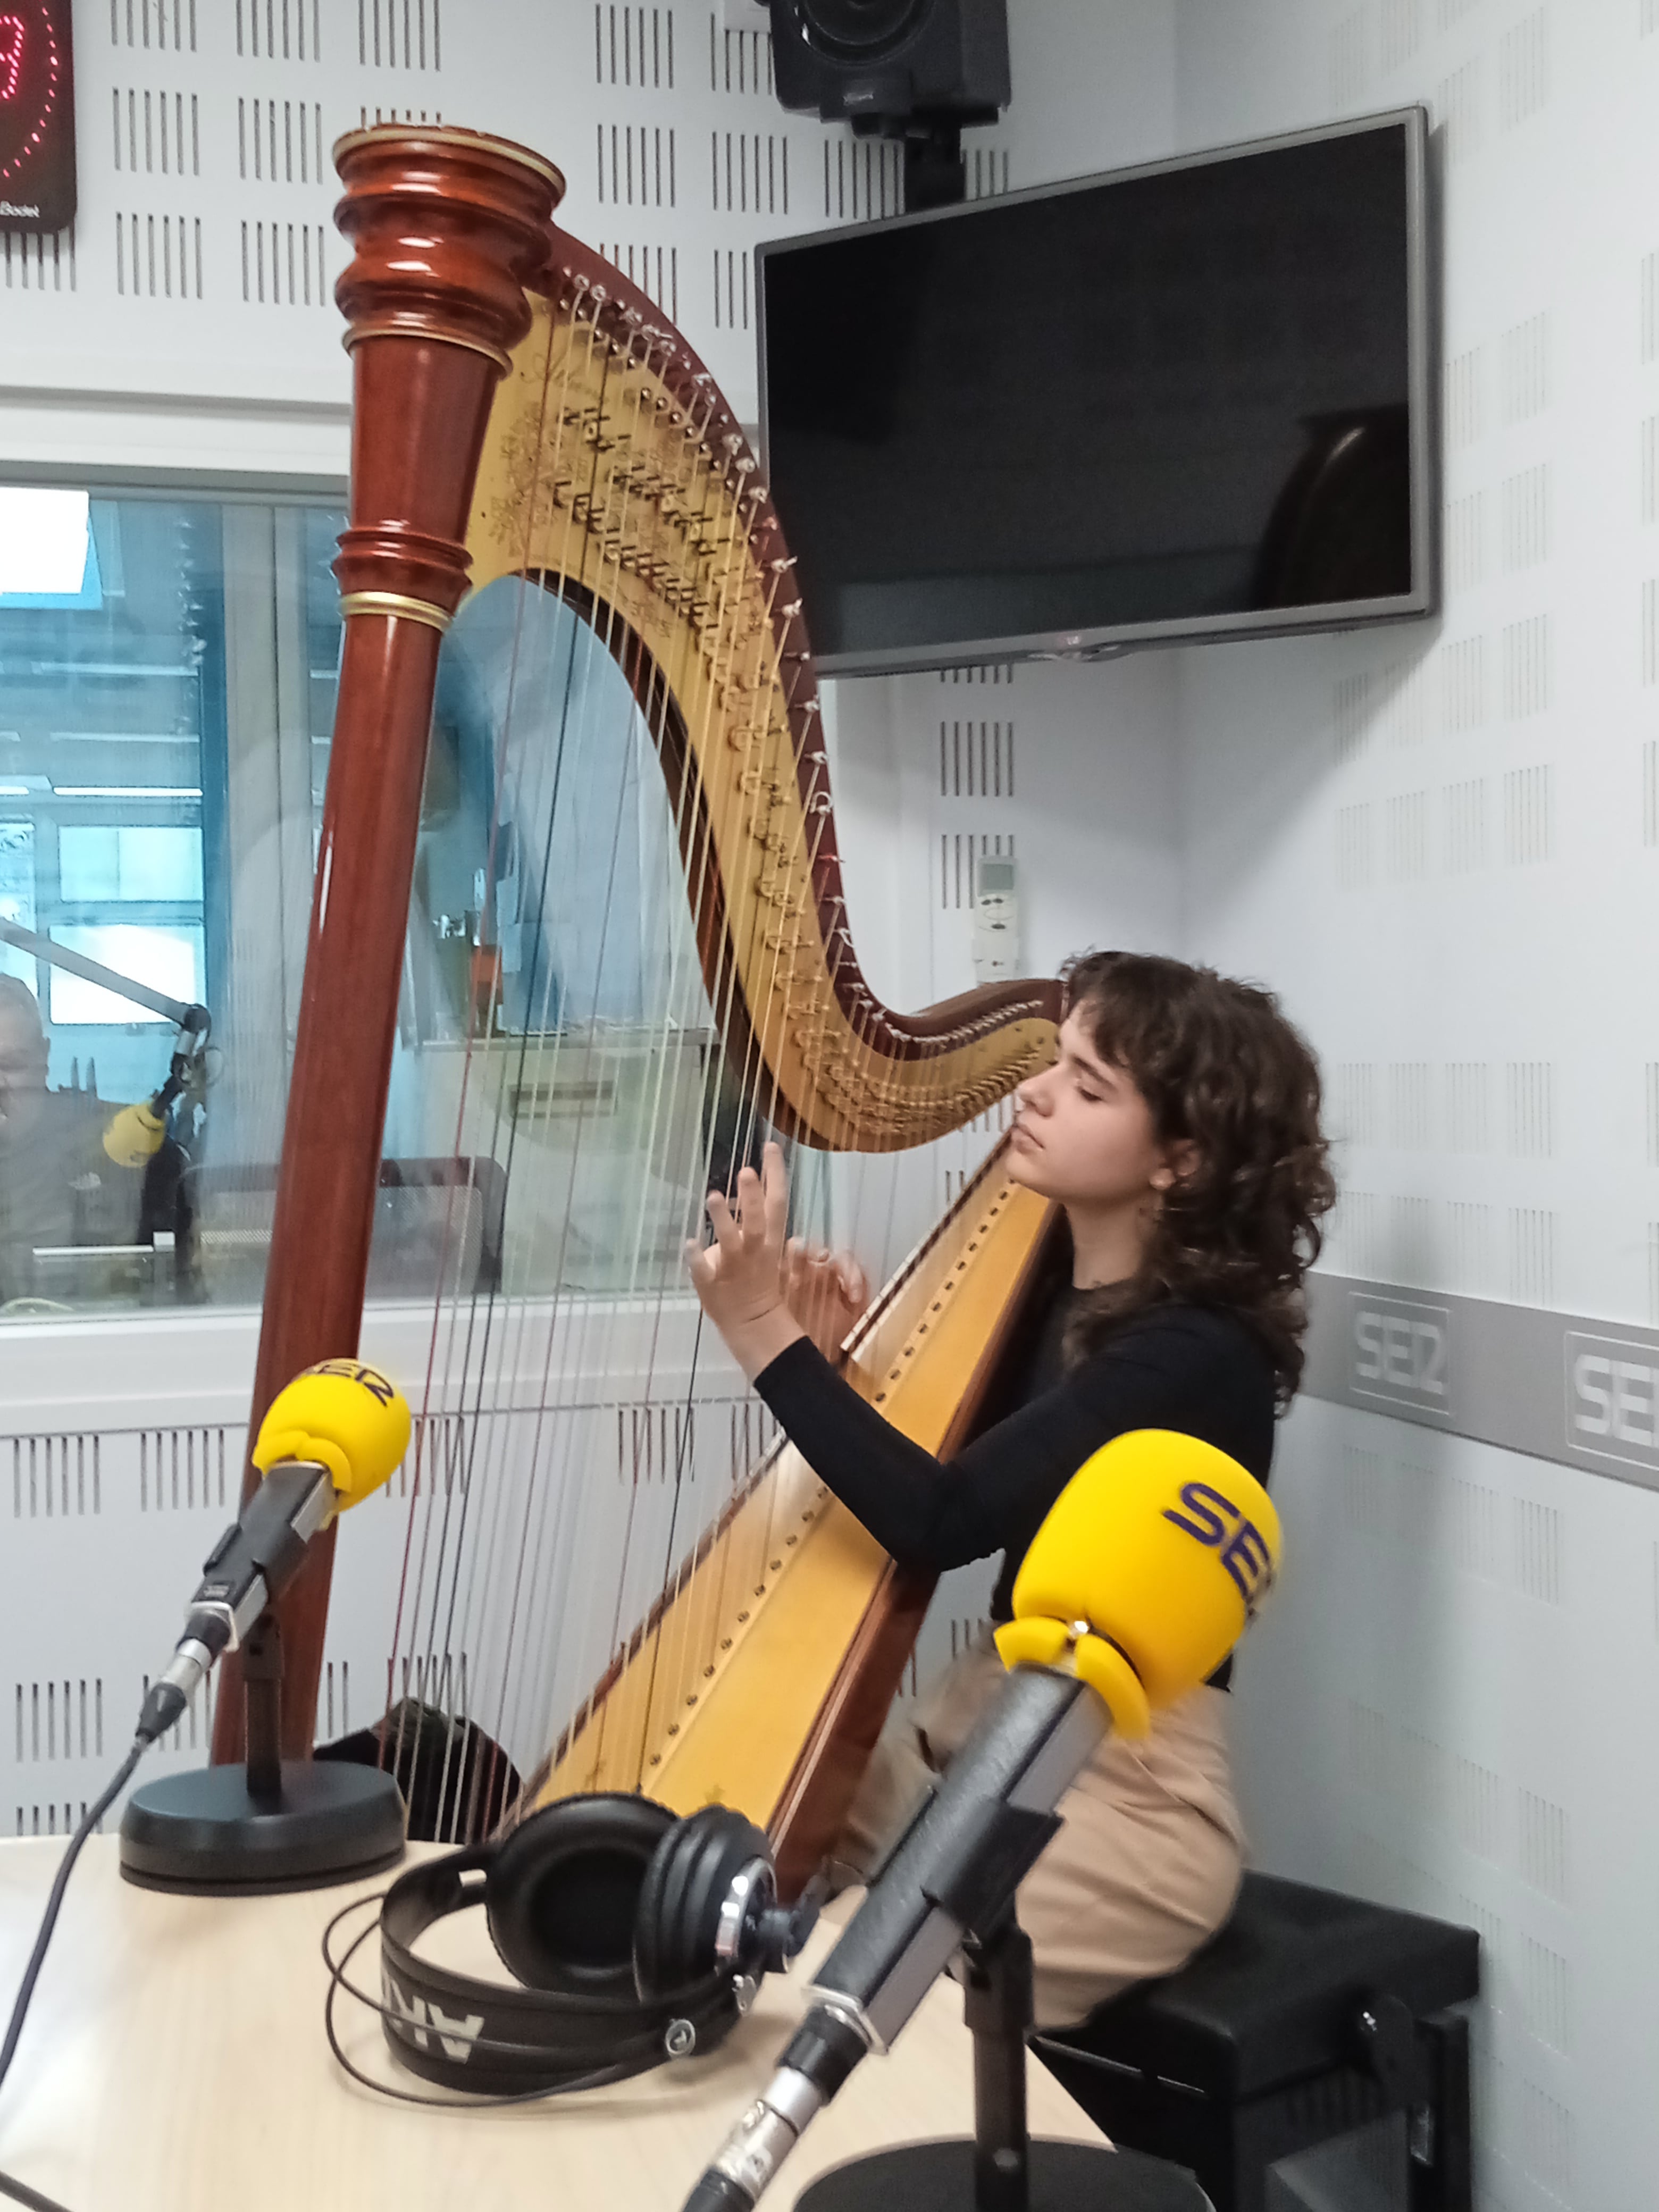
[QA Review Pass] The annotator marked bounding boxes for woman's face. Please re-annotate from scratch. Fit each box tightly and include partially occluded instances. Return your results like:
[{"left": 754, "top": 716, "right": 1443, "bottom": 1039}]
[{"left": 1007, "top": 1006, "right": 1186, "bottom": 1212}]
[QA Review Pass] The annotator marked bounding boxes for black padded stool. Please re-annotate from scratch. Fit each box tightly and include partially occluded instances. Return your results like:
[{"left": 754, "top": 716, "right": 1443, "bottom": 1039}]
[{"left": 1032, "top": 1874, "right": 1480, "bottom": 2212}]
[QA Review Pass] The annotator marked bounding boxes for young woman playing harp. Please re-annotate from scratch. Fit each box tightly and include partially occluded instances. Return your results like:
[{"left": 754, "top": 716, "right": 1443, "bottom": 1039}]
[{"left": 690, "top": 949, "right": 1335, "bottom": 2029}]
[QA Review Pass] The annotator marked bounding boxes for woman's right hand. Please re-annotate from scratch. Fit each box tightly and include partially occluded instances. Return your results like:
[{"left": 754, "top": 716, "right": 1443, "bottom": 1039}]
[{"left": 685, "top": 1142, "right": 807, "bottom": 1381}]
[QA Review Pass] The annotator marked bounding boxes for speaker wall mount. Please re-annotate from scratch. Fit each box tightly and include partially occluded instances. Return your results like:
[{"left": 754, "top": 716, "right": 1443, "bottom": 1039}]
[{"left": 766, "top": 0, "right": 1010, "bottom": 210}]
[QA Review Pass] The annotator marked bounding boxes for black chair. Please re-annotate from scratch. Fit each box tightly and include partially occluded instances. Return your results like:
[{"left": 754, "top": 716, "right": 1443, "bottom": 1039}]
[{"left": 1032, "top": 1874, "right": 1480, "bottom": 2212}]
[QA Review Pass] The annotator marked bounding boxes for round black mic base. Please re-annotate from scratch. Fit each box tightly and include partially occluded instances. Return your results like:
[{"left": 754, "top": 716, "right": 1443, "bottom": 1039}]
[
  {"left": 795, "top": 2139, "right": 1212, "bottom": 2211},
  {"left": 119, "top": 1761, "right": 406, "bottom": 1895}
]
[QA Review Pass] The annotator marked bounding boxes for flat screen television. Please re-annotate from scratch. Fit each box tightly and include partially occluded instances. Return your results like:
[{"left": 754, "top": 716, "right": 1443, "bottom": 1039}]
[{"left": 756, "top": 107, "right": 1435, "bottom": 677}]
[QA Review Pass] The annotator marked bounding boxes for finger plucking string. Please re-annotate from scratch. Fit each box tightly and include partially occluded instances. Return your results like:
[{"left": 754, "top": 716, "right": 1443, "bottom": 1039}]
[
  {"left": 761, "top": 1141, "right": 790, "bottom": 1249},
  {"left": 705, "top": 1187, "right": 744, "bottom": 1260}
]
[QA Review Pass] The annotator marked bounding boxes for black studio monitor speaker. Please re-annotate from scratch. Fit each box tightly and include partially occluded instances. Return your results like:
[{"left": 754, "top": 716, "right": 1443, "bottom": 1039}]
[{"left": 767, "top": 0, "right": 1009, "bottom": 205}]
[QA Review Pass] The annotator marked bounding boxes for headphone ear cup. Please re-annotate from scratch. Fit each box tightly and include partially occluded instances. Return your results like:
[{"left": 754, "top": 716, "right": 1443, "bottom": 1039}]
[
  {"left": 487, "top": 1793, "right": 676, "bottom": 1996},
  {"left": 633, "top": 1805, "right": 772, "bottom": 2001}
]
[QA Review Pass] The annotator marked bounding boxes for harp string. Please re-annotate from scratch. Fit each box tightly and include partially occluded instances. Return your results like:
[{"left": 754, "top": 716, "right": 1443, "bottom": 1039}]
[
  {"left": 520, "top": 320, "right": 726, "bottom": 1794},
  {"left": 593, "top": 364, "right": 800, "bottom": 1791},
  {"left": 459, "top": 317, "right": 665, "bottom": 1756},
  {"left": 368, "top": 266, "right": 1007, "bottom": 1836},
  {"left": 579, "top": 357, "right": 935, "bottom": 1789},
  {"left": 387, "top": 287, "right": 617, "bottom": 1818},
  {"left": 422, "top": 299, "right": 754, "bottom": 1815},
  {"left": 474, "top": 301, "right": 705, "bottom": 1806},
  {"left": 620, "top": 458, "right": 817, "bottom": 1788},
  {"left": 521, "top": 326, "right": 710, "bottom": 1791},
  {"left": 380, "top": 298, "right": 582, "bottom": 1814}
]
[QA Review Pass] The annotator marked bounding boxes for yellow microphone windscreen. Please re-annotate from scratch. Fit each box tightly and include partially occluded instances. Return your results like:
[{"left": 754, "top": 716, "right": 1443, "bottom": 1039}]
[
  {"left": 102, "top": 1101, "right": 167, "bottom": 1169},
  {"left": 1005, "top": 1429, "right": 1280, "bottom": 1717},
  {"left": 253, "top": 1360, "right": 411, "bottom": 1509}
]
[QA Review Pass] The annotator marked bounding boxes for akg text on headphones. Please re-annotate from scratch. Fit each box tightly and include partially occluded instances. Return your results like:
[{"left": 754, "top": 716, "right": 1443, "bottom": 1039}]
[{"left": 372, "top": 1793, "right": 818, "bottom": 2097}]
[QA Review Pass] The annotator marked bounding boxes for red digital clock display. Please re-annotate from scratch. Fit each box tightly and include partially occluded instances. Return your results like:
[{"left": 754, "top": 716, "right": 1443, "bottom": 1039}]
[{"left": 0, "top": 0, "right": 76, "bottom": 233}]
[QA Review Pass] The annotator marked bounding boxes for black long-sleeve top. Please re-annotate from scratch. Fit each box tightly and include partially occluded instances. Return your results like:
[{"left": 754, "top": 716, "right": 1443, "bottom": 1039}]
[{"left": 753, "top": 1284, "right": 1278, "bottom": 1690}]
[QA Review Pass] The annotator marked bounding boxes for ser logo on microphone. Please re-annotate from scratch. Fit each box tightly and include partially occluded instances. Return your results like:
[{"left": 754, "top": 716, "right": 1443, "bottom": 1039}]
[
  {"left": 308, "top": 1358, "right": 399, "bottom": 1406},
  {"left": 1163, "top": 1481, "right": 1275, "bottom": 1613}
]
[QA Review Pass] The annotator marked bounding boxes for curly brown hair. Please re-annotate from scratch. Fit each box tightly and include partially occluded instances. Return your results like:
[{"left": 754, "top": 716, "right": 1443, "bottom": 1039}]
[{"left": 1059, "top": 950, "right": 1336, "bottom": 1407}]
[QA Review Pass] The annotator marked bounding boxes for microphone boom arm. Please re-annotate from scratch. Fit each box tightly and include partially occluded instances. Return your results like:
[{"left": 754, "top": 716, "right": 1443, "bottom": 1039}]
[{"left": 0, "top": 915, "right": 209, "bottom": 1034}]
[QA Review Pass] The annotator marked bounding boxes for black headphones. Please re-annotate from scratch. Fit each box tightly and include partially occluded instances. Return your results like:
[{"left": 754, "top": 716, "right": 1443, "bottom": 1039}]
[{"left": 370, "top": 1793, "right": 817, "bottom": 2097}]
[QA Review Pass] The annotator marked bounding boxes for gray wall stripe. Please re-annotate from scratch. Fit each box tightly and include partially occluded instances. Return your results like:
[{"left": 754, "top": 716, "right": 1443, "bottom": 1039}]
[{"left": 1302, "top": 1275, "right": 1659, "bottom": 1493}]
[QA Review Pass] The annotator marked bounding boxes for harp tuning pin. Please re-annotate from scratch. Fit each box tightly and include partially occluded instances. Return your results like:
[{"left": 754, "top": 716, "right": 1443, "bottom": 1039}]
[{"left": 769, "top": 556, "right": 798, "bottom": 574}]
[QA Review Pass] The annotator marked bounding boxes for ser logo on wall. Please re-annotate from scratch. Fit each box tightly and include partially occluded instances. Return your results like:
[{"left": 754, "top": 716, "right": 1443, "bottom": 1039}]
[
  {"left": 1350, "top": 1292, "right": 1452, "bottom": 1420},
  {"left": 1564, "top": 1333, "right": 1659, "bottom": 1478}
]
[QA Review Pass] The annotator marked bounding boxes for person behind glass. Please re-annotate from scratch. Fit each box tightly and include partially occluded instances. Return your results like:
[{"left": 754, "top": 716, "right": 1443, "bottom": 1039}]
[
  {"left": 685, "top": 950, "right": 1335, "bottom": 2030},
  {"left": 0, "top": 975, "right": 139, "bottom": 1307}
]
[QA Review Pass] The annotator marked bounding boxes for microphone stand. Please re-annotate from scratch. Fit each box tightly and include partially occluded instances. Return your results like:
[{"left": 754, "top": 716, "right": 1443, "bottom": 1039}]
[
  {"left": 963, "top": 1914, "right": 1040, "bottom": 2212},
  {"left": 119, "top": 1472, "right": 406, "bottom": 1894},
  {"left": 241, "top": 1612, "right": 290, "bottom": 1805},
  {"left": 689, "top": 1665, "right": 1211, "bottom": 2212},
  {"left": 795, "top": 1907, "right": 1205, "bottom": 2212},
  {"left": 120, "top": 1606, "right": 405, "bottom": 1894},
  {"left": 686, "top": 1434, "right": 1279, "bottom": 2210}
]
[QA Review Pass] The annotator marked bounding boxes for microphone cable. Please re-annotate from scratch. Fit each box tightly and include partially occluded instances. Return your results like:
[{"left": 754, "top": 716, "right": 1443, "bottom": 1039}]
[{"left": 0, "top": 1711, "right": 172, "bottom": 2212}]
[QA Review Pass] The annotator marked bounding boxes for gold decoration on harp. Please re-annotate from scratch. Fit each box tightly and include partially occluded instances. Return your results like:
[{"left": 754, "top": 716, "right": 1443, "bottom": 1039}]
[
  {"left": 337, "top": 589, "right": 454, "bottom": 632},
  {"left": 464, "top": 286, "right": 1057, "bottom": 1154}
]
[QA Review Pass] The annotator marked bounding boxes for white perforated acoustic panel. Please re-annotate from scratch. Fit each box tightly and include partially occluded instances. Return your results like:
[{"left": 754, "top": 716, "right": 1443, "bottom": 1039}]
[
  {"left": 1, "top": 0, "right": 1112, "bottom": 478},
  {"left": 0, "top": 1306, "right": 763, "bottom": 1831},
  {"left": 4, "top": 1418, "right": 238, "bottom": 1836},
  {"left": 1170, "top": 4, "right": 1659, "bottom": 2206},
  {"left": 0, "top": 1, "right": 1184, "bottom": 477}
]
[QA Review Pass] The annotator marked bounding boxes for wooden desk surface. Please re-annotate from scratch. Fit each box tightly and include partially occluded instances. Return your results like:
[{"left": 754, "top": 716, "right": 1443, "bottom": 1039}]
[{"left": 0, "top": 1837, "right": 1104, "bottom": 2211}]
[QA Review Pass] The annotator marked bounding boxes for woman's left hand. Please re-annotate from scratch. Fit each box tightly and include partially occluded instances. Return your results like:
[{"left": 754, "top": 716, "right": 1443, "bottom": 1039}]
[
  {"left": 685, "top": 1142, "right": 806, "bottom": 1380},
  {"left": 783, "top": 1239, "right": 870, "bottom": 1361}
]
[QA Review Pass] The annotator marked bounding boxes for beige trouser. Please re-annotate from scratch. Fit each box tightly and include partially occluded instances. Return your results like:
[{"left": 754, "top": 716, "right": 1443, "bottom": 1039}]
[{"left": 836, "top": 1630, "right": 1246, "bottom": 2030}]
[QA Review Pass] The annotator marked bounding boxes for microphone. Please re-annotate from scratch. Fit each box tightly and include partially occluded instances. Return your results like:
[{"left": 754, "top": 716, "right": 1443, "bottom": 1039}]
[
  {"left": 680, "top": 1429, "right": 1282, "bottom": 2212},
  {"left": 136, "top": 1361, "right": 411, "bottom": 1745},
  {"left": 102, "top": 1095, "right": 172, "bottom": 1169},
  {"left": 103, "top": 1004, "right": 212, "bottom": 1170}
]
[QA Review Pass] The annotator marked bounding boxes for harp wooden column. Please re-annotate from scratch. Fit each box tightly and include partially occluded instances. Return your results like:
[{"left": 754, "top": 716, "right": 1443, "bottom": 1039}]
[{"left": 212, "top": 131, "right": 563, "bottom": 1766}]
